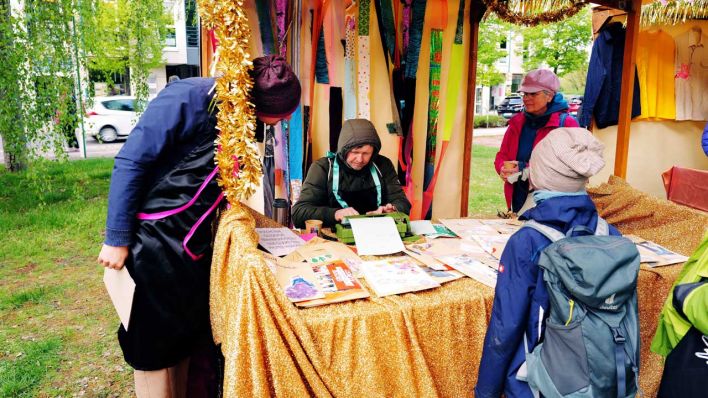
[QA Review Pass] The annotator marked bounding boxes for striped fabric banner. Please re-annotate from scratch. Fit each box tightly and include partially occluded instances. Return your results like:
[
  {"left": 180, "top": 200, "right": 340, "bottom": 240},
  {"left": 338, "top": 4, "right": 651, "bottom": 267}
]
[
  {"left": 357, "top": 0, "right": 371, "bottom": 119},
  {"left": 343, "top": 6, "right": 357, "bottom": 121}
]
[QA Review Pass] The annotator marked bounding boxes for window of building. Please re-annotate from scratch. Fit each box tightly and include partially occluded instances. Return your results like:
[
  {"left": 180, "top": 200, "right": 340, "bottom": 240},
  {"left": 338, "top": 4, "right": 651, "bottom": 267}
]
[{"left": 165, "top": 27, "right": 177, "bottom": 47}]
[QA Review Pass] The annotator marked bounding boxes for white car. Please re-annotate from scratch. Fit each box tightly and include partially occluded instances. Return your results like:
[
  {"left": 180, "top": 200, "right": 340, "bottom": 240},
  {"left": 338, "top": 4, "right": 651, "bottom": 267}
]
[{"left": 85, "top": 96, "right": 140, "bottom": 143}]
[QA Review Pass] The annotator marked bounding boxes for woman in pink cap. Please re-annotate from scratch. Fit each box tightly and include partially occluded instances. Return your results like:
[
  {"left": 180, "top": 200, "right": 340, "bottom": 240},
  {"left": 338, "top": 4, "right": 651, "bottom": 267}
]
[{"left": 494, "top": 69, "right": 579, "bottom": 214}]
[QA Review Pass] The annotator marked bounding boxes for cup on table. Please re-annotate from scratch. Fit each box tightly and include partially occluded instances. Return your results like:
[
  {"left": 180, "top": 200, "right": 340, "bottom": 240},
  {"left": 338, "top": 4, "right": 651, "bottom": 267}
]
[{"left": 305, "top": 219, "right": 323, "bottom": 236}]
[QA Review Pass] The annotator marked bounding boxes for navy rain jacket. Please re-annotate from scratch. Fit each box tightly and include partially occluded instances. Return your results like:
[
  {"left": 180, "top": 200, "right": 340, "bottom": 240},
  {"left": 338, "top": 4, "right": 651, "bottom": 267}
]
[
  {"left": 104, "top": 77, "right": 216, "bottom": 246},
  {"left": 474, "top": 194, "right": 620, "bottom": 398}
]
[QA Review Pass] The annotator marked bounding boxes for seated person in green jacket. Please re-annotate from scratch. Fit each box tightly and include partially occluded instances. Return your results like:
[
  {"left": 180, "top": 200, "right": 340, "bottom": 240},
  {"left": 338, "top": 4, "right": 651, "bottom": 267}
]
[{"left": 292, "top": 118, "right": 411, "bottom": 228}]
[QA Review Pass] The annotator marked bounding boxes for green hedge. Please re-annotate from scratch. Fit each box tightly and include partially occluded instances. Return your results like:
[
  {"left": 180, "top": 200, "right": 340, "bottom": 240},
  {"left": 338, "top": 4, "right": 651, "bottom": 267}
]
[{"left": 473, "top": 114, "right": 508, "bottom": 128}]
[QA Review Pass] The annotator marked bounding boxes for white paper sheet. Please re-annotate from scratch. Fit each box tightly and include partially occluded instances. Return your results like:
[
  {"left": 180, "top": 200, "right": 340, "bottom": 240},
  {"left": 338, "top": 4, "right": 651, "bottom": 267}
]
[
  {"left": 410, "top": 220, "right": 437, "bottom": 235},
  {"left": 103, "top": 267, "right": 136, "bottom": 331},
  {"left": 360, "top": 259, "right": 440, "bottom": 297},
  {"left": 255, "top": 228, "right": 305, "bottom": 257},
  {"left": 349, "top": 217, "right": 405, "bottom": 256}
]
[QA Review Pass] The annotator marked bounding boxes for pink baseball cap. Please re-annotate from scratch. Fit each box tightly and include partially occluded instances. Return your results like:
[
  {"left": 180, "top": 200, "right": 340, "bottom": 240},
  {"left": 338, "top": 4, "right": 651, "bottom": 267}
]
[{"left": 519, "top": 69, "right": 560, "bottom": 93}]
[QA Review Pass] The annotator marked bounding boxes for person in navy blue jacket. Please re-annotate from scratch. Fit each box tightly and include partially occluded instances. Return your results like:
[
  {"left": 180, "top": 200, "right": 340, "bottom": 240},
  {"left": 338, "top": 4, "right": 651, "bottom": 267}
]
[
  {"left": 97, "top": 56, "right": 300, "bottom": 397},
  {"left": 702, "top": 121, "right": 708, "bottom": 157},
  {"left": 475, "top": 127, "right": 622, "bottom": 398}
]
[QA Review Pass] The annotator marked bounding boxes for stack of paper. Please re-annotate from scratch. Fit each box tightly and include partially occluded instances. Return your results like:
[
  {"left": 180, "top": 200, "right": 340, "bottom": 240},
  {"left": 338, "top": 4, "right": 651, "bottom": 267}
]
[
  {"left": 635, "top": 240, "right": 689, "bottom": 267},
  {"left": 360, "top": 258, "right": 440, "bottom": 297}
]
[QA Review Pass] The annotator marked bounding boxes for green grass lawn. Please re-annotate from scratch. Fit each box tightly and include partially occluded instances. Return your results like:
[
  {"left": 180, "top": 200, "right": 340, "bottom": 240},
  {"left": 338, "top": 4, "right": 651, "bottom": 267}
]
[
  {"left": 0, "top": 149, "right": 503, "bottom": 397},
  {"left": 0, "top": 158, "right": 133, "bottom": 398},
  {"left": 468, "top": 144, "right": 507, "bottom": 217}
]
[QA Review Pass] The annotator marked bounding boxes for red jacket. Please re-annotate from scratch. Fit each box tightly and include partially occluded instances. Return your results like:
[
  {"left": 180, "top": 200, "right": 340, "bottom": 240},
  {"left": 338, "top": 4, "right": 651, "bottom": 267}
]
[{"left": 494, "top": 111, "right": 579, "bottom": 210}]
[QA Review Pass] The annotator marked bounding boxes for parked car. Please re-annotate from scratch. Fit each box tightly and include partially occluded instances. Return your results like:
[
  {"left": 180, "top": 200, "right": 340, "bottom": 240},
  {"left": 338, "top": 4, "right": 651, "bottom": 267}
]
[
  {"left": 85, "top": 96, "right": 140, "bottom": 143},
  {"left": 496, "top": 95, "right": 523, "bottom": 119},
  {"left": 568, "top": 96, "right": 583, "bottom": 117}
]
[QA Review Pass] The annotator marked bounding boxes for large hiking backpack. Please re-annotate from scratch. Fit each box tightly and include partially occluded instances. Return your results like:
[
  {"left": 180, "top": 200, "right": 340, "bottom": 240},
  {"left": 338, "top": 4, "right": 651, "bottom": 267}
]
[{"left": 523, "top": 218, "right": 641, "bottom": 398}]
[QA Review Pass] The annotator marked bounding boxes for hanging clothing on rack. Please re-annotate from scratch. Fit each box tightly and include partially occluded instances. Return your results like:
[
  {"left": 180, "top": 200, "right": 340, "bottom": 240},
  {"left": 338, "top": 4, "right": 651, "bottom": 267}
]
[
  {"left": 637, "top": 30, "right": 676, "bottom": 120},
  {"left": 580, "top": 22, "right": 641, "bottom": 129},
  {"left": 675, "top": 26, "right": 708, "bottom": 121}
]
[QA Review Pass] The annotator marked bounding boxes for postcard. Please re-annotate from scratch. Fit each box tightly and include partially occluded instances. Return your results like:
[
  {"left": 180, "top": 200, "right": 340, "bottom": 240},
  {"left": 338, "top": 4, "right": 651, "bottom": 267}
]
[
  {"left": 296, "top": 241, "right": 365, "bottom": 276},
  {"left": 296, "top": 260, "right": 370, "bottom": 308},
  {"left": 410, "top": 220, "right": 437, "bottom": 236},
  {"left": 439, "top": 218, "right": 499, "bottom": 240},
  {"left": 255, "top": 227, "right": 305, "bottom": 257},
  {"left": 103, "top": 267, "right": 135, "bottom": 331},
  {"left": 266, "top": 256, "right": 325, "bottom": 303},
  {"left": 636, "top": 240, "right": 689, "bottom": 267},
  {"left": 349, "top": 217, "right": 405, "bottom": 256},
  {"left": 360, "top": 258, "right": 440, "bottom": 297},
  {"left": 469, "top": 234, "right": 510, "bottom": 260},
  {"left": 436, "top": 254, "right": 498, "bottom": 288}
]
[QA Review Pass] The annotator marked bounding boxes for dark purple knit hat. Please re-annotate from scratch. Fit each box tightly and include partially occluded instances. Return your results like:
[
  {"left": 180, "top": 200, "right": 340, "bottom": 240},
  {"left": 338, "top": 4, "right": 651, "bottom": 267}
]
[{"left": 251, "top": 55, "right": 301, "bottom": 119}]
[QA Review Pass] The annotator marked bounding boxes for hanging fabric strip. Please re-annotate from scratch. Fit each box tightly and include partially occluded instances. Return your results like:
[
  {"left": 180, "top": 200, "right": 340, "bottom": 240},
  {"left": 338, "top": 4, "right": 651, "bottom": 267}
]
[
  {"left": 256, "top": 0, "right": 276, "bottom": 55},
  {"left": 404, "top": 0, "right": 427, "bottom": 79},
  {"left": 315, "top": 29, "right": 330, "bottom": 83},
  {"left": 375, "top": 0, "right": 396, "bottom": 62},
  {"left": 306, "top": 0, "right": 330, "bottom": 174},
  {"left": 263, "top": 125, "right": 276, "bottom": 217},
  {"left": 421, "top": 0, "right": 465, "bottom": 219},
  {"left": 357, "top": 0, "right": 371, "bottom": 119},
  {"left": 274, "top": 122, "right": 290, "bottom": 202},
  {"left": 276, "top": 0, "right": 288, "bottom": 57},
  {"left": 422, "top": 29, "right": 443, "bottom": 219},
  {"left": 289, "top": 105, "right": 304, "bottom": 202},
  {"left": 402, "top": 1, "right": 412, "bottom": 56},
  {"left": 329, "top": 87, "right": 344, "bottom": 152},
  {"left": 323, "top": 0, "right": 342, "bottom": 87},
  {"left": 374, "top": 0, "right": 403, "bottom": 135},
  {"left": 343, "top": 6, "right": 357, "bottom": 121}
]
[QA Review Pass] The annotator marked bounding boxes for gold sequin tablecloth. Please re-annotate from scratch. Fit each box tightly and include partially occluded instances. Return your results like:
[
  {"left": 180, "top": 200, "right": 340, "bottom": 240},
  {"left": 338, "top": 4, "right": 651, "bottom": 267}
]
[{"left": 212, "top": 190, "right": 707, "bottom": 397}]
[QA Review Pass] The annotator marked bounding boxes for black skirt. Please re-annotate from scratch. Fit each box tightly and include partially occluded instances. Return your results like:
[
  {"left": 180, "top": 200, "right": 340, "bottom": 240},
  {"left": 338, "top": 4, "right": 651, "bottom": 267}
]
[{"left": 119, "top": 133, "right": 223, "bottom": 371}]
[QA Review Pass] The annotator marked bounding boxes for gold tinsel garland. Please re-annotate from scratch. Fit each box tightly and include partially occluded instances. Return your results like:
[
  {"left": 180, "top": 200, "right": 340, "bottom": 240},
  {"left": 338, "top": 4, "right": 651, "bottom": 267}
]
[
  {"left": 642, "top": 0, "right": 708, "bottom": 26},
  {"left": 483, "top": 0, "right": 590, "bottom": 26},
  {"left": 197, "top": 0, "right": 261, "bottom": 203}
]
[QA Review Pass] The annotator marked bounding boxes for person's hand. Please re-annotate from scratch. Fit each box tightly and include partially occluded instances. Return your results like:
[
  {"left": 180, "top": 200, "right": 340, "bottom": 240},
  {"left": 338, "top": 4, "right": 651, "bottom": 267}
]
[
  {"left": 367, "top": 203, "right": 397, "bottom": 214},
  {"left": 335, "top": 207, "right": 359, "bottom": 222},
  {"left": 98, "top": 244, "right": 129, "bottom": 270},
  {"left": 499, "top": 161, "right": 519, "bottom": 181}
]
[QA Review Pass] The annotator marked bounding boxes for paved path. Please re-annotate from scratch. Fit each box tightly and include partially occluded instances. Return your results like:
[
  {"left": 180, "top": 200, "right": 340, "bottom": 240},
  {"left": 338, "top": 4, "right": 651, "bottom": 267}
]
[{"left": 1, "top": 126, "right": 504, "bottom": 165}]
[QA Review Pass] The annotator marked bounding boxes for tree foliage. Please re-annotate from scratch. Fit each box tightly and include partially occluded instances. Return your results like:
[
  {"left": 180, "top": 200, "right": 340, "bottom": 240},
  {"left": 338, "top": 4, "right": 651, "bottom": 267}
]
[
  {"left": 520, "top": 8, "right": 592, "bottom": 77},
  {"left": 0, "top": 0, "right": 168, "bottom": 170},
  {"left": 477, "top": 15, "right": 510, "bottom": 87}
]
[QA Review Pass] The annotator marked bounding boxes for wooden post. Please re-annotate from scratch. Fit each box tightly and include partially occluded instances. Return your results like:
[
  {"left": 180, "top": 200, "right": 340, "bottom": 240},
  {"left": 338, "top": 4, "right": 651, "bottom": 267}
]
[
  {"left": 614, "top": 0, "right": 641, "bottom": 178},
  {"left": 460, "top": 2, "right": 484, "bottom": 217},
  {"left": 200, "top": 24, "right": 214, "bottom": 77}
]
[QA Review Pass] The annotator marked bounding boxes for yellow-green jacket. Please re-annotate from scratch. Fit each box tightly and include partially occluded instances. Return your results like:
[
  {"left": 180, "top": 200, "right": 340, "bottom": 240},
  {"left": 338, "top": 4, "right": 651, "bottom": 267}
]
[{"left": 651, "top": 232, "right": 708, "bottom": 357}]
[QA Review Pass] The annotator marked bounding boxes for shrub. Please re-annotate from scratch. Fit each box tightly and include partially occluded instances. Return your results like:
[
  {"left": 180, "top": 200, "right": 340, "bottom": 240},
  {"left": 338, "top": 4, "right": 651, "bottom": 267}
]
[{"left": 473, "top": 114, "right": 508, "bottom": 128}]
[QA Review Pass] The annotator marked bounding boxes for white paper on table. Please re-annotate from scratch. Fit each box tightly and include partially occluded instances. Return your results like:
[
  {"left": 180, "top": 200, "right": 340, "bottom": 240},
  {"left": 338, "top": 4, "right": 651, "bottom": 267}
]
[
  {"left": 103, "top": 267, "right": 136, "bottom": 331},
  {"left": 349, "top": 217, "right": 405, "bottom": 255},
  {"left": 360, "top": 259, "right": 440, "bottom": 297},
  {"left": 437, "top": 254, "right": 498, "bottom": 288},
  {"left": 255, "top": 227, "right": 305, "bottom": 257},
  {"left": 410, "top": 220, "right": 437, "bottom": 235}
]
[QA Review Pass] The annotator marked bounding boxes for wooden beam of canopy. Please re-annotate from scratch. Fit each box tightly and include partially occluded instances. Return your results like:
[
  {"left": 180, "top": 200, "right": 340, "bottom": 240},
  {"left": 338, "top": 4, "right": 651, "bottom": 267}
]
[
  {"left": 614, "top": 0, "right": 642, "bottom": 178},
  {"left": 460, "top": 1, "right": 485, "bottom": 217}
]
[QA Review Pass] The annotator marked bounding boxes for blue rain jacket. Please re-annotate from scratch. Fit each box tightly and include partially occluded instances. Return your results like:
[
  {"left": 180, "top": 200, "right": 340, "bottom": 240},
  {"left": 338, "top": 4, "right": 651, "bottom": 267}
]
[{"left": 474, "top": 194, "right": 620, "bottom": 398}]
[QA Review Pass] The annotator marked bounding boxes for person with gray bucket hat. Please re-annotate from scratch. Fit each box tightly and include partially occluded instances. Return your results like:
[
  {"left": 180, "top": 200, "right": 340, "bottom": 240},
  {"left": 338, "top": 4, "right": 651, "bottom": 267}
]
[
  {"left": 292, "top": 118, "right": 411, "bottom": 228},
  {"left": 477, "top": 127, "right": 629, "bottom": 398}
]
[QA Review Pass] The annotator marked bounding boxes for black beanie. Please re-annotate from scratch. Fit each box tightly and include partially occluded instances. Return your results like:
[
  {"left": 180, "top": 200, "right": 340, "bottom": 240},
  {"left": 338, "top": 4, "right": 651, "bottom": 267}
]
[{"left": 251, "top": 55, "right": 301, "bottom": 118}]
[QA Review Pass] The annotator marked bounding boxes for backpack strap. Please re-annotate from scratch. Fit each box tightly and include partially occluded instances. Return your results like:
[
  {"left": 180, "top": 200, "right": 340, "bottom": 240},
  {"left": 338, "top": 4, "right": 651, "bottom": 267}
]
[
  {"left": 595, "top": 217, "right": 609, "bottom": 236},
  {"left": 523, "top": 220, "right": 565, "bottom": 242},
  {"left": 611, "top": 327, "right": 627, "bottom": 398},
  {"left": 559, "top": 112, "right": 568, "bottom": 127}
]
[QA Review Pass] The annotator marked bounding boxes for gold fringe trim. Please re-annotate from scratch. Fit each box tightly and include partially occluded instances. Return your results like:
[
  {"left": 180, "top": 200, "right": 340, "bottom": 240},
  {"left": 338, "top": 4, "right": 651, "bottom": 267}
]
[
  {"left": 483, "top": 0, "right": 590, "bottom": 26},
  {"left": 642, "top": 0, "right": 708, "bottom": 27},
  {"left": 197, "top": 0, "right": 261, "bottom": 203}
]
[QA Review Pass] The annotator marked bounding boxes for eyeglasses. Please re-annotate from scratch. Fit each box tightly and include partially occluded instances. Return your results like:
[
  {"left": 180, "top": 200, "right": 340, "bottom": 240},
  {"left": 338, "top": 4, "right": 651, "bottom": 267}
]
[{"left": 519, "top": 91, "right": 549, "bottom": 98}]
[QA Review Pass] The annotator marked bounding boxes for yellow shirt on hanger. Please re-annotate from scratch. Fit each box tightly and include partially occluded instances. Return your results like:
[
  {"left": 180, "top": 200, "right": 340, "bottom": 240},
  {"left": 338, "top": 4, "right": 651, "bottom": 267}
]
[{"left": 637, "top": 30, "right": 677, "bottom": 120}]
